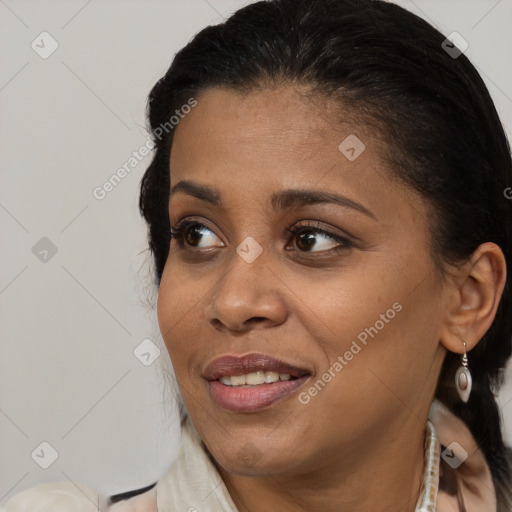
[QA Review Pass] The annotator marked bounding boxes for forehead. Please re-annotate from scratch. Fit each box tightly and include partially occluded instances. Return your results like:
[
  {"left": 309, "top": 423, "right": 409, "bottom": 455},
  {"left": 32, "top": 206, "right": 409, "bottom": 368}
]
[{"left": 170, "top": 86, "right": 386, "bottom": 191}]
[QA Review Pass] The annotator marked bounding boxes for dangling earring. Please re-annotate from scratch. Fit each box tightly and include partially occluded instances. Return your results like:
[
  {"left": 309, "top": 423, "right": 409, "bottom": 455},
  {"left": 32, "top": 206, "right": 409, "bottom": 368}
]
[{"left": 455, "top": 341, "right": 472, "bottom": 403}]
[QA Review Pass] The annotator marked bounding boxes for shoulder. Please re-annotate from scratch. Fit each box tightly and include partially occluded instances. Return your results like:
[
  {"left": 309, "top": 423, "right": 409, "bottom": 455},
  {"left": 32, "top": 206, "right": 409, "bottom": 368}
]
[
  {"left": 2, "top": 481, "right": 98, "bottom": 512},
  {"left": 107, "top": 482, "right": 157, "bottom": 512},
  {"left": 1, "top": 481, "right": 158, "bottom": 512}
]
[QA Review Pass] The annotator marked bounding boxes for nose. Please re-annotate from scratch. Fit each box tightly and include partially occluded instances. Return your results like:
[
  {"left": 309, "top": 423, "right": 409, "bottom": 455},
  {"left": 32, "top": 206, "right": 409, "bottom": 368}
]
[{"left": 205, "top": 246, "right": 289, "bottom": 333}]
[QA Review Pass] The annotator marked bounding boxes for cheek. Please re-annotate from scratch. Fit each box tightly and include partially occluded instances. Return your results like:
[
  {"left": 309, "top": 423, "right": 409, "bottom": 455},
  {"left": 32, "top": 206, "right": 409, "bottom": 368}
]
[
  {"left": 290, "top": 266, "right": 400, "bottom": 354},
  {"left": 328, "top": 293, "right": 439, "bottom": 418},
  {"left": 156, "top": 266, "right": 203, "bottom": 370},
  {"left": 299, "top": 254, "right": 441, "bottom": 399}
]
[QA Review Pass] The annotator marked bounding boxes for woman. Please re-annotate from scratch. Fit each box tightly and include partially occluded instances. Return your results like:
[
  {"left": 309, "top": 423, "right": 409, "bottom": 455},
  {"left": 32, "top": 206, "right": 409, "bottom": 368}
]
[{"left": 4, "top": 0, "right": 512, "bottom": 511}]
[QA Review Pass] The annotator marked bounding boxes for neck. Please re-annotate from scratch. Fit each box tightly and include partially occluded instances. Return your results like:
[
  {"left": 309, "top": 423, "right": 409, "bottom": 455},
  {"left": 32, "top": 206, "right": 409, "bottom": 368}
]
[{"left": 217, "top": 414, "right": 427, "bottom": 512}]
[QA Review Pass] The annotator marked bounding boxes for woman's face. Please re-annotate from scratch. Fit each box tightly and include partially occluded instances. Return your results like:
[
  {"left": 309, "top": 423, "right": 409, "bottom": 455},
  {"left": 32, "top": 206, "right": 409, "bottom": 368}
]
[{"left": 157, "top": 85, "right": 449, "bottom": 476}]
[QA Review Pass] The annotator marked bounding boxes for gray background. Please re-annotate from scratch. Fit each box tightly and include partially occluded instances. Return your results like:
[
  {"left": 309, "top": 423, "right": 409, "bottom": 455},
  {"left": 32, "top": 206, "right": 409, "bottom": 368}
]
[{"left": 1, "top": 0, "right": 512, "bottom": 505}]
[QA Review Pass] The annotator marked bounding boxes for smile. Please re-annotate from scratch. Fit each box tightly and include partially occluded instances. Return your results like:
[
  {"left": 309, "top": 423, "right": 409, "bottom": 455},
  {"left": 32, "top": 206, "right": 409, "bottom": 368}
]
[{"left": 204, "top": 353, "right": 312, "bottom": 412}]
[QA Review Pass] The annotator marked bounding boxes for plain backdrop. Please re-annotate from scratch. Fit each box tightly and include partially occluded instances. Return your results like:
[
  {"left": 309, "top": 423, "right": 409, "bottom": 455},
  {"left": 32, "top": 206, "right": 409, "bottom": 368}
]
[{"left": 1, "top": 0, "right": 512, "bottom": 505}]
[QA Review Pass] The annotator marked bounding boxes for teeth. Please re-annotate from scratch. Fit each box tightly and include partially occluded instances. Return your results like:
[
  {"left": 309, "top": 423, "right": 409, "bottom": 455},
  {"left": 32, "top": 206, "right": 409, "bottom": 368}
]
[
  {"left": 219, "top": 371, "right": 293, "bottom": 386},
  {"left": 246, "top": 371, "right": 265, "bottom": 385},
  {"left": 230, "top": 375, "right": 246, "bottom": 386},
  {"left": 264, "top": 371, "right": 279, "bottom": 383}
]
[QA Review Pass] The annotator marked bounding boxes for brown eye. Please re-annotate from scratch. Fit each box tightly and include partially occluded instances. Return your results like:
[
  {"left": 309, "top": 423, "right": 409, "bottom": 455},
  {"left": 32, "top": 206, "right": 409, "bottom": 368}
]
[
  {"left": 183, "top": 224, "right": 204, "bottom": 246},
  {"left": 287, "top": 222, "right": 353, "bottom": 254},
  {"left": 295, "top": 231, "right": 317, "bottom": 251},
  {"left": 170, "top": 219, "right": 223, "bottom": 249}
]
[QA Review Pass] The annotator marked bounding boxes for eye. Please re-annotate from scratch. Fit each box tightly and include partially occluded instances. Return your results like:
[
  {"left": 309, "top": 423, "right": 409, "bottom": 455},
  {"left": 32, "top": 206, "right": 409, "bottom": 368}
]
[
  {"left": 286, "top": 221, "right": 353, "bottom": 254},
  {"left": 170, "top": 219, "right": 223, "bottom": 249},
  {"left": 170, "top": 218, "right": 353, "bottom": 255}
]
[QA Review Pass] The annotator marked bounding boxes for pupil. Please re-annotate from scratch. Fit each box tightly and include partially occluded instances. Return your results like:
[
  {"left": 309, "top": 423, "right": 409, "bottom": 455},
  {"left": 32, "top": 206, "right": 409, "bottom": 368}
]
[
  {"left": 297, "top": 232, "right": 315, "bottom": 251},
  {"left": 186, "top": 226, "right": 202, "bottom": 246}
]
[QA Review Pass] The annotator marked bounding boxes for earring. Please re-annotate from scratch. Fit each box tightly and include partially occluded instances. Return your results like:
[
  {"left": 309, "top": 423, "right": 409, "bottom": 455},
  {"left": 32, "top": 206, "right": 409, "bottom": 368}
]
[{"left": 455, "top": 341, "right": 472, "bottom": 403}]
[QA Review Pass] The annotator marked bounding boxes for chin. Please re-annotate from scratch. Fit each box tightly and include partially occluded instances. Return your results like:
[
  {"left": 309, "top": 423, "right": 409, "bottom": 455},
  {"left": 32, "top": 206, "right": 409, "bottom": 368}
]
[
  {"left": 215, "top": 448, "right": 303, "bottom": 478},
  {"left": 202, "top": 426, "right": 307, "bottom": 478}
]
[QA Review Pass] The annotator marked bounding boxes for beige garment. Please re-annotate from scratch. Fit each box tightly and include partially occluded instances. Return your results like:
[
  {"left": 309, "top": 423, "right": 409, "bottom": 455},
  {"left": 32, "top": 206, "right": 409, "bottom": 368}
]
[
  {"left": 1, "top": 481, "right": 100, "bottom": 512},
  {"left": 1, "top": 400, "right": 498, "bottom": 512}
]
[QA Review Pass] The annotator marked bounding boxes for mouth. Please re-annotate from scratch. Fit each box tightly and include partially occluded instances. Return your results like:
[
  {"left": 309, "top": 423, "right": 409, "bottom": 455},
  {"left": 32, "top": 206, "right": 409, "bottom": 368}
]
[{"left": 204, "top": 353, "right": 312, "bottom": 413}]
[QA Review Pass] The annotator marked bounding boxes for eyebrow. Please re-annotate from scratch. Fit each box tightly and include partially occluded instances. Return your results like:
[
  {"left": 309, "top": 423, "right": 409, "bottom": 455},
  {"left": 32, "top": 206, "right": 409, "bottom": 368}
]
[{"left": 169, "top": 179, "right": 376, "bottom": 219}]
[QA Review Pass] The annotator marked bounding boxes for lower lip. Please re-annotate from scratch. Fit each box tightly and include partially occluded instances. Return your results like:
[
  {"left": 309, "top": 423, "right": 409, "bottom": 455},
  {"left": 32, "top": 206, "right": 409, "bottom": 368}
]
[{"left": 208, "top": 376, "right": 310, "bottom": 413}]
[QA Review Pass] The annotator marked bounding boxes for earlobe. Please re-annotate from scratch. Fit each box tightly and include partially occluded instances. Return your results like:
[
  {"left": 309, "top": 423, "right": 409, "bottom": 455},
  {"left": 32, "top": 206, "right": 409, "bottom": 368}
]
[{"left": 439, "top": 242, "right": 506, "bottom": 354}]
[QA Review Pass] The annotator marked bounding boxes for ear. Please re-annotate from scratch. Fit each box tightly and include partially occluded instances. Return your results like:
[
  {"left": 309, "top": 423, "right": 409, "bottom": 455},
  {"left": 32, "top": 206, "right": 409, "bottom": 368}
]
[{"left": 439, "top": 242, "right": 507, "bottom": 354}]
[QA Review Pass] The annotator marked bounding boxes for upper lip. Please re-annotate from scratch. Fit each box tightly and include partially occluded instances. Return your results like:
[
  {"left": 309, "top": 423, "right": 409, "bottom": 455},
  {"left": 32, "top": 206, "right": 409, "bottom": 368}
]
[{"left": 203, "top": 353, "right": 312, "bottom": 381}]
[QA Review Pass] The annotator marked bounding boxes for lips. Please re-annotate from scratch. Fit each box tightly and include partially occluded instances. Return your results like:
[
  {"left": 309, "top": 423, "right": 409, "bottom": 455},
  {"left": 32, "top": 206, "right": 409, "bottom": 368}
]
[
  {"left": 203, "top": 353, "right": 311, "bottom": 381},
  {"left": 203, "top": 353, "right": 312, "bottom": 413}
]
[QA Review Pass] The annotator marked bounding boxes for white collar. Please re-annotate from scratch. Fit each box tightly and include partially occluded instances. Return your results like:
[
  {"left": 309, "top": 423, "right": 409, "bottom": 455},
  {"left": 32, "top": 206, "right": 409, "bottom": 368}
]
[{"left": 156, "top": 418, "right": 238, "bottom": 511}]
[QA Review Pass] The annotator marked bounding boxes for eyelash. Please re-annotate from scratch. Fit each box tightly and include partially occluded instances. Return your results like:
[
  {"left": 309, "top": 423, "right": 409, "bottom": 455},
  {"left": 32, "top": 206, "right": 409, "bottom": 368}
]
[{"left": 169, "top": 218, "right": 354, "bottom": 256}]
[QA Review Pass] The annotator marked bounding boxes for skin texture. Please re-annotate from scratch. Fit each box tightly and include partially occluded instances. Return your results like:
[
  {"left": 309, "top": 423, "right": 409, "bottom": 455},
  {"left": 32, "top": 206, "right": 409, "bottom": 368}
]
[{"left": 156, "top": 86, "right": 506, "bottom": 512}]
